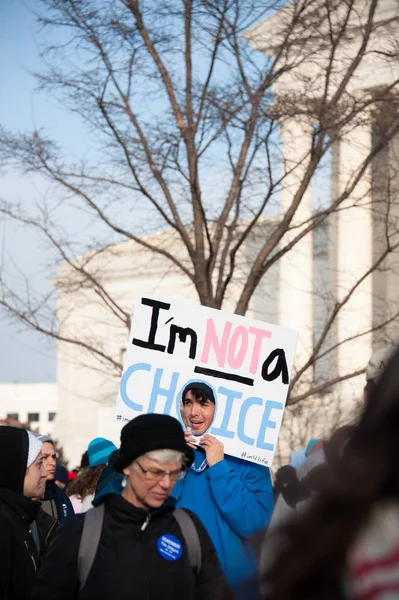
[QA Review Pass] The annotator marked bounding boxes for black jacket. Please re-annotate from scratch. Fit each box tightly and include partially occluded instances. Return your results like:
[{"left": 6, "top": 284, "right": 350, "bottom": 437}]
[
  {"left": 42, "top": 480, "right": 74, "bottom": 522},
  {"left": 0, "top": 488, "right": 41, "bottom": 600},
  {"left": 33, "top": 494, "right": 232, "bottom": 600},
  {"left": 0, "top": 427, "right": 58, "bottom": 600}
]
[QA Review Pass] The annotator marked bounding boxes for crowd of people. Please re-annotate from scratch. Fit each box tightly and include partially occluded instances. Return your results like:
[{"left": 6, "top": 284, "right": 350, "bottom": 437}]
[{"left": 0, "top": 345, "right": 398, "bottom": 599}]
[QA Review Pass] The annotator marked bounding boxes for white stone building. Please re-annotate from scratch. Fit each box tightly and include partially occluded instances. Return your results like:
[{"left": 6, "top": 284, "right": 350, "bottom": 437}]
[{"left": 0, "top": 382, "right": 58, "bottom": 436}]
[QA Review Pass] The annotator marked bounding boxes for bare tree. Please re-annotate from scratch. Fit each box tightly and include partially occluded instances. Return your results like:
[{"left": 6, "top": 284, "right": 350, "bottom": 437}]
[{"left": 1, "top": 0, "right": 399, "bottom": 419}]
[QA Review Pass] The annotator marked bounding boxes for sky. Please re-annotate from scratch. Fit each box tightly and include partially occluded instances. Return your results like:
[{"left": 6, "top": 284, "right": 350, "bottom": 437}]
[{"left": 0, "top": 0, "right": 85, "bottom": 382}]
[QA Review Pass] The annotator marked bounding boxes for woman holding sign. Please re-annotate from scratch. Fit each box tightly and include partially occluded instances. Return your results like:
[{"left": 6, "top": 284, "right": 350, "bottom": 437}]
[{"left": 172, "top": 382, "right": 274, "bottom": 600}]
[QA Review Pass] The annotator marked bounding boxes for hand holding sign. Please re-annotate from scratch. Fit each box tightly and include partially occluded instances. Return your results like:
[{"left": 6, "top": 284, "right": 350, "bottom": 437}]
[
  {"left": 184, "top": 429, "right": 197, "bottom": 450},
  {"left": 199, "top": 434, "right": 224, "bottom": 467}
]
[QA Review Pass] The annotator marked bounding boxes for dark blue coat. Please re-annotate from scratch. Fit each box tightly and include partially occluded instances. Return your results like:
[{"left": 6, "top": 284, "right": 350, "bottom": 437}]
[{"left": 42, "top": 480, "right": 74, "bottom": 521}]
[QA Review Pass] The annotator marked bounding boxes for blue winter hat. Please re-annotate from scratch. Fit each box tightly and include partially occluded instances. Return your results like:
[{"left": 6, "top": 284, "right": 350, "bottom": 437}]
[{"left": 87, "top": 437, "right": 118, "bottom": 468}]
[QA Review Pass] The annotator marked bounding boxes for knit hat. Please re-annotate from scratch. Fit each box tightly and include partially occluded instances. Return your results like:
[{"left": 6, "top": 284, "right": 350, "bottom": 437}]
[
  {"left": 80, "top": 451, "right": 89, "bottom": 469},
  {"left": 87, "top": 437, "right": 118, "bottom": 468},
  {"left": 182, "top": 382, "right": 216, "bottom": 404},
  {"left": 27, "top": 431, "right": 43, "bottom": 468},
  {"left": 55, "top": 464, "right": 69, "bottom": 485},
  {"left": 113, "top": 414, "right": 194, "bottom": 473},
  {"left": 366, "top": 347, "right": 395, "bottom": 381},
  {"left": 33, "top": 433, "right": 54, "bottom": 445}
]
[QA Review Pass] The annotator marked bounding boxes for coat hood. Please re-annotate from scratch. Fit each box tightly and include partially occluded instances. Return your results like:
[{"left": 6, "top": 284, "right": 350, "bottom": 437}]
[{"left": 0, "top": 426, "right": 29, "bottom": 493}]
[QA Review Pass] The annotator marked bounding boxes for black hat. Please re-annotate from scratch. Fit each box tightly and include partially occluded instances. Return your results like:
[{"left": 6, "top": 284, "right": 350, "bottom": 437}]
[
  {"left": 55, "top": 464, "right": 69, "bottom": 486},
  {"left": 80, "top": 451, "right": 89, "bottom": 469},
  {"left": 182, "top": 382, "right": 216, "bottom": 404},
  {"left": 113, "top": 414, "right": 194, "bottom": 473}
]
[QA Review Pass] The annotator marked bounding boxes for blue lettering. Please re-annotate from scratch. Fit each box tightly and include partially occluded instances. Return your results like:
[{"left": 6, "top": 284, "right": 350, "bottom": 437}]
[
  {"left": 211, "top": 387, "right": 242, "bottom": 439},
  {"left": 256, "top": 400, "right": 283, "bottom": 451},
  {"left": 237, "top": 396, "right": 263, "bottom": 445},
  {"left": 120, "top": 363, "right": 151, "bottom": 411},
  {"left": 149, "top": 368, "right": 180, "bottom": 415}
]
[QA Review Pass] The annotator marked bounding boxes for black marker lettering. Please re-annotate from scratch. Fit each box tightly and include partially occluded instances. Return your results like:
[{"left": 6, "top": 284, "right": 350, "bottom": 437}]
[
  {"left": 261, "top": 348, "right": 289, "bottom": 384},
  {"left": 132, "top": 297, "right": 170, "bottom": 352},
  {"left": 167, "top": 325, "right": 198, "bottom": 359},
  {"left": 194, "top": 366, "right": 254, "bottom": 386}
]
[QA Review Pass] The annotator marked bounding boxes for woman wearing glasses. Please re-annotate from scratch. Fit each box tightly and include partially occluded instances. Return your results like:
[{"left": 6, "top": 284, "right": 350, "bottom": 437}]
[{"left": 32, "top": 413, "right": 231, "bottom": 600}]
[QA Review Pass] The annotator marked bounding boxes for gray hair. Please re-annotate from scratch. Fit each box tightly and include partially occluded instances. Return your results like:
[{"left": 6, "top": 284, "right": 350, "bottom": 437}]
[{"left": 145, "top": 449, "right": 184, "bottom": 465}]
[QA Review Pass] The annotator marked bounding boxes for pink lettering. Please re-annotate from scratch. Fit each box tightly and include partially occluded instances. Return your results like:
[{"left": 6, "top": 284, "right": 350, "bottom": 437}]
[
  {"left": 200, "top": 319, "right": 232, "bottom": 367},
  {"left": 248, "top": 327, "right": 272, "bottom": 375},
  {"left": 227, "top": 326, "right": 248, "bottom": 369}
]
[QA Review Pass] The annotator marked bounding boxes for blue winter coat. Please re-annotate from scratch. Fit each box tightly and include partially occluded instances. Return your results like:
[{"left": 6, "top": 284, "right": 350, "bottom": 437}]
[{"left": 171, "top": 449, "right": 273, "bottom": 599}]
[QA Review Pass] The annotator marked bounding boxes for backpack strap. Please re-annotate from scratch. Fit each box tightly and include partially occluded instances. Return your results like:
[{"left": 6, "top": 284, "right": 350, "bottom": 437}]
[
  {"left": 78, "top": 504, "right": 105, "bottom": 590},
  {"left": 173, "top": 508, "right": 202, "bottom": 576}
]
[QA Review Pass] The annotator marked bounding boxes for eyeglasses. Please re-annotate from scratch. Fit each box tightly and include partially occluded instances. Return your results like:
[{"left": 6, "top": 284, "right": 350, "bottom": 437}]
[{"left": 135, "top": 461, "right": 187, "bottom": 482}]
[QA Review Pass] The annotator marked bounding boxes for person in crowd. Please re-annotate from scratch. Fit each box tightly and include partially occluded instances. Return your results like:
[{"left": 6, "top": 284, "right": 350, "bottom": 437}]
[
  {"left": 261, "top": 347, "right": 399, "bottom": 600},
  {"left": 34, "top": 433, "right": 74, "bottom": 521},
  {"left": 0, "top": 426, "right": 57, "bottom": 599},
  {"left": 32, "top": 413, "right": 231, "bottom": 600},
  {"left": 68, "top": 466, "right": 104, "bottom": 514},
  {"left": 269, "top": 427, "right": 352, "bottom": 532},
  {"left": 54, "top": 465, "right": 69, "bottom": 490},
  {"left": 172, "top": 382, "right": 273, "bottom": 599},
  {"left": 93, "top": 448, "right": 124, "bottom": 501},
  {"left": 80, "top": 451, "right": 89, "bottom": 471},
  {"left": 363, "top": 345, "right": 395, "bottom": 399},
  {"left": 68, "top": 437, "right": 117, "bottom": 514},
  {"left": 269, "top": 346, "right": 396, "bottom": 531}
]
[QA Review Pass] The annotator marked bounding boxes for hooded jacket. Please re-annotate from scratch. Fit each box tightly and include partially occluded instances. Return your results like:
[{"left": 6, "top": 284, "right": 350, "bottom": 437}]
[
  {"left": 0, "top": 427, "right": 57, "bottom": 600},
  {"left": 171, "top": 449, "right": 273, "bottom": 599},
  {"left": 32, "top": 492, "right": 232, "bottom": 600},
  {"left": 42, "top": 479, "right": 74, "bottom": 521}
]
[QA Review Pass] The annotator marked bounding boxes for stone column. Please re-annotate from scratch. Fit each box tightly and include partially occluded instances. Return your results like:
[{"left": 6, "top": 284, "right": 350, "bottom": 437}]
[
  {"left": 330, "top": 122, "right": 373, "bottom": 399},
  {"left": 371, "top": 125, "right": 389, "bottom": 348},
  {"left": 279, "top": 120, "right": 314, "bottom": 384},
  {"left": 370, "top": 124, "right": 399, "bottom": 349},
  {"left": 384, "top": 132, "right": 399, "bottom": 343}
]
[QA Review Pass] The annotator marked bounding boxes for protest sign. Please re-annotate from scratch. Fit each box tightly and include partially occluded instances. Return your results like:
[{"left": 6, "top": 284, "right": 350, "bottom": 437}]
[{"left": 116, "top": 293, "right": 298, "bottom": 466}]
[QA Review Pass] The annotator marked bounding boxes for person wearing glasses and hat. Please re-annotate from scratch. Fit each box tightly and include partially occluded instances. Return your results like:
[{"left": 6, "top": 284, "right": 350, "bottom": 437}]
[{"left": 32, "top": 413, "right": 231, "bottom": 600}]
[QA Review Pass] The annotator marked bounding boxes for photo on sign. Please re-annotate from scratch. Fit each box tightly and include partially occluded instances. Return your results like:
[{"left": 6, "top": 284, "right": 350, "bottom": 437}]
[{"left": 180, "top": 381, "right": 217, "bottom": 438}]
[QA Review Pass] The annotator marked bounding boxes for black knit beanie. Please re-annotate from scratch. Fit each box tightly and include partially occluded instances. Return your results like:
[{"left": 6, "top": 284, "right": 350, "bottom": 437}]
[
  {"left": 80, "top": 451, "right": 89, "bottom": 469},
  {"left": 113, "top": 413, "right": 194, "bottom": 472},
  {"left": 0, "top": 427, "right": 29, "bottom": 493},
  {"left": 182, "top": 382, "right": 216, "bottom": 404}
]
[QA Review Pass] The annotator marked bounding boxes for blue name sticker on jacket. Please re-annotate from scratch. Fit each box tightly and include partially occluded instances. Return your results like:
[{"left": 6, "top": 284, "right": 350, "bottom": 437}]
[{"left": 157, "top": 534, "right": 183, "bottom": 561}]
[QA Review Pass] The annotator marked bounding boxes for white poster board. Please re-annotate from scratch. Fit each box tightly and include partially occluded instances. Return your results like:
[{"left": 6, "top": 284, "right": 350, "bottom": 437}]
[{"left": 116, "top": 293, "right": 298, "bottom": 467}]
